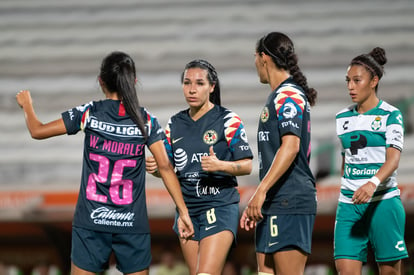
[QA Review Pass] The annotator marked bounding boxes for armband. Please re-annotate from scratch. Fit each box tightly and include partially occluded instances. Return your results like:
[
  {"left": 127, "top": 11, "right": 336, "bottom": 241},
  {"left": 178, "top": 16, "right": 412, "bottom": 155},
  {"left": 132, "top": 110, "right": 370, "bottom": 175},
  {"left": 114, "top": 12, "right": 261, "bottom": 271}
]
[{"left": 370, "top": 176, "right": 381, "bottom": 187}]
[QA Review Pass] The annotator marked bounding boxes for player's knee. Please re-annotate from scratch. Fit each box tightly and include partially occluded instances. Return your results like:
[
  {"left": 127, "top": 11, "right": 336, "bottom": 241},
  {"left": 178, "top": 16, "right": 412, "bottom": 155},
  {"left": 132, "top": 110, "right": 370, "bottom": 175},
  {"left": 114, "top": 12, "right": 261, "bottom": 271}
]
[{"left": 197, "top": 273, "right": 211, "bottom": 275}]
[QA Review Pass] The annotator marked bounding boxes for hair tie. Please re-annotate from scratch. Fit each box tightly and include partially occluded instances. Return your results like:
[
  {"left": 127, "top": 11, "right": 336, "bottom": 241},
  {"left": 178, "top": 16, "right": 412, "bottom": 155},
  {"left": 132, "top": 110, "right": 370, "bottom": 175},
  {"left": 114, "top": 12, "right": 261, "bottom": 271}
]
[{"left": 352, "top": 60, "right": 377, "bottom": 77}]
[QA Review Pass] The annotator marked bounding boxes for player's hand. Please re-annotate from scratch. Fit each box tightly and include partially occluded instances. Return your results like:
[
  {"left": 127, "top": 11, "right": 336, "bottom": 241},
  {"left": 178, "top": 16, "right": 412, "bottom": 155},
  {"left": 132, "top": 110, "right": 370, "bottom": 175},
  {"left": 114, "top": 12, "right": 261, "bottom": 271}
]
[
  {"left": 240, "top": 208, "right": 256, "bottom": 231},
  {"left": 16, "top": 90, "right": 33, "bottom": 108},
  {"left": 177, "top": 214, "right": 194, "bottom": 241},
  {"left": 245, "top": 189, "right": 265, "bottom": 222},
  {"left": 201, "top": 146, "right": 220, "bottom": 172},
  {"left": 145, "top": 156, "right": 159, "bottom": 174},
  {"left": 352, "top": 181, "right": 376, "bottom": 204}
]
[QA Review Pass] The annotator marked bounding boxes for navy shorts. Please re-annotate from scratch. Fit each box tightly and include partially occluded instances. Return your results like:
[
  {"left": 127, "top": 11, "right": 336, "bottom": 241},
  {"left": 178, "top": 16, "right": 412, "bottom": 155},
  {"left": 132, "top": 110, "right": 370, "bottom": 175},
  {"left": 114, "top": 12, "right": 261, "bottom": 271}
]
[
  {"left": 255, "top": 214, "right": 315, "bottom": 254},
  {"left": 173, "top": 203, "right": 239, "bottom": 242},
  {"left": 71, "top": 226, "right": 151, "bottom": 273}
]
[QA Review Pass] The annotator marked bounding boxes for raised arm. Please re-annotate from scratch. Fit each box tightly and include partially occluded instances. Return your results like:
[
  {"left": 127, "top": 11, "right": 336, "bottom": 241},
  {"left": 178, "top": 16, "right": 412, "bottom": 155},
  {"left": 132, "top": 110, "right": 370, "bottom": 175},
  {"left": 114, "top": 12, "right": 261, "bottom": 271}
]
[{"left": 16, "top": 90, "right": 67, "bottom": 139}]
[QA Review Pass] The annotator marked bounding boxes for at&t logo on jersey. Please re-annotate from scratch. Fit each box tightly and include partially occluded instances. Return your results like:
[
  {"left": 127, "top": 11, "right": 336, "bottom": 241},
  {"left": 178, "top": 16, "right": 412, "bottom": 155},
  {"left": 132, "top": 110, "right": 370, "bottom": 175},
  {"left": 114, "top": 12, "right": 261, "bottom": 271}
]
[
  {"left": 174, "top": 148, "right": 188, "bottom": 171},
  {"left": 203, "top": 130, "right": 218, "bottom": 145}
]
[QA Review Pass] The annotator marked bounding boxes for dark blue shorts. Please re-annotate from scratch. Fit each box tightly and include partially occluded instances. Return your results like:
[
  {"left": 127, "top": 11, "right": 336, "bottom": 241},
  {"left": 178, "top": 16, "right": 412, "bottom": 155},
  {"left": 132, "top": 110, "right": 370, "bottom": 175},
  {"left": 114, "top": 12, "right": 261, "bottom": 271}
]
[
  {"left": 255, "top": 214, "right": 315, "bottom": 254},
  {"left": 173, "top": 203, "right": 239, "bottom": 242},
  {"left": 71, "top": 226, "right": 151, "bottom": 273}
]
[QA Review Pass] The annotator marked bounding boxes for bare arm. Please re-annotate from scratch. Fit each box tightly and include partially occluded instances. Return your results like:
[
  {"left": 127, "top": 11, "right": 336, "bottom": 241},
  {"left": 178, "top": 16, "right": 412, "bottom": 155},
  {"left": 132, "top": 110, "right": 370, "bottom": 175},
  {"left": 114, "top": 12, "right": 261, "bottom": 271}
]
[
  {"left": 201, "top": 146, "right": 252, "bottom": 176},
  {"left": 149, "top": 140, "right": 194, "bottom": 239},
  {"left": 145, "top": 155, "right": 162, "bottom": 178},
  {"left": 16, "top": 90, "right": 67, "bottom": 139},
  {"left": 244, "top": 134, "right": 299, "bottom": 222},
  {"left": 352, "top": 147, "right": 401, "bottom": 204}
]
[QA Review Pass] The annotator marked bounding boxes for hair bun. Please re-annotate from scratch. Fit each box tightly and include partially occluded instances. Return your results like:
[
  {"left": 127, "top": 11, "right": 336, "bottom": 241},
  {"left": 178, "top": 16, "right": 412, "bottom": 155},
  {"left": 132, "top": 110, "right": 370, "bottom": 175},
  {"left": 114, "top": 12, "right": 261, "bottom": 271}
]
[{"left": 369, "top": 47, "right": 387, "bottom": 66}]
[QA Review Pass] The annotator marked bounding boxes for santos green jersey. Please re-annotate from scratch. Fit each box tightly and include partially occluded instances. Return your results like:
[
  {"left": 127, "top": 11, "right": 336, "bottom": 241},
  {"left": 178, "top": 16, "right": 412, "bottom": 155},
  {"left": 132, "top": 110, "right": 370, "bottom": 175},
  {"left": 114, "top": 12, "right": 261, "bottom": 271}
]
[{"left": 336, "top": 100, "right": 404, "bottom": 204}]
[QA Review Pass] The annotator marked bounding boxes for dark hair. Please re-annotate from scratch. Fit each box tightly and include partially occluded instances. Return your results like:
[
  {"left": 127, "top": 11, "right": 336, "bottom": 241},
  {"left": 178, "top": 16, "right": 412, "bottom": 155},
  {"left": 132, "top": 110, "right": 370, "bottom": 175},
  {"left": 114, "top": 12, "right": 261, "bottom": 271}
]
[
  {"left": 100, "top": 51, "right": 147, "bottom": 139},
  {"left": 181, "top": 59, "right": 221, "bottom": 106},
  {"left": 350, "top": 47, "right": 387, "bottom": 92},
  {"left": 256, "top": 32, "right": 317, "bottom": 106}
]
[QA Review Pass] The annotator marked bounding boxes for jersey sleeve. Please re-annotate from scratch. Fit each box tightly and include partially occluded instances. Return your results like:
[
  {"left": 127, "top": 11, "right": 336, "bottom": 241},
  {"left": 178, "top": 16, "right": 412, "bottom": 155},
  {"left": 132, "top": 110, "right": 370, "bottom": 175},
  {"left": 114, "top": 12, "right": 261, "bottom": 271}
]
[
  {"left": 224, "top": 111, "right": 253, "bottom": 160},
  {"left": 145, "top": 110, "right": 166, "bottom": 146},
  {"left": 274, "top": 87, "right": 306, "bottom": 137},
  {"left": 61, "top": 101, "right": 93, "bottom": 135},
  {"left": 386, "top": 110, "right": 404, "bottom": 151},
  {"left": 163, "top": 118, "right": 174, "bottom": 162}
]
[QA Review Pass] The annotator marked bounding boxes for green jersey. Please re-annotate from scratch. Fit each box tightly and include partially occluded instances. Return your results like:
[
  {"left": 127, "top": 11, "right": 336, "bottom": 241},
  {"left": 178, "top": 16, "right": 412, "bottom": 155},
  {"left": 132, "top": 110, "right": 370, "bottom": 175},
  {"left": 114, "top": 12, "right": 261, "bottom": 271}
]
[{"left": 336, "top": 100, "right": 404, "bottom": 203}]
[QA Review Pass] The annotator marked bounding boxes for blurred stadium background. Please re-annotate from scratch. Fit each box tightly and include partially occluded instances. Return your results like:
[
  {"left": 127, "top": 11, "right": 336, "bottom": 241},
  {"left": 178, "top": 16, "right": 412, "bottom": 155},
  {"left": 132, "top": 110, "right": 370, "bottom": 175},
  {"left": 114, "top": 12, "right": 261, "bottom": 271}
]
[{"left": 0, "top": 0, "right": 413, "bottom": 274}]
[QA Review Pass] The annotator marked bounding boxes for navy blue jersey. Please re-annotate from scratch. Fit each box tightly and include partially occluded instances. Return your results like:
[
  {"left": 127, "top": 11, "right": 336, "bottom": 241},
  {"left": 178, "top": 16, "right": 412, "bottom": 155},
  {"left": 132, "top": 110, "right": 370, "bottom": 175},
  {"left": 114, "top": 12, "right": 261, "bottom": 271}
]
[
  {"left": 164, "top": 105, "right": 253, "bottom": 215},
  {"left": 257, "top": 77, "right": 316, "bottom": 215},
  {"left": 62, "top": 99, "right": 165, "bottom": 233}
]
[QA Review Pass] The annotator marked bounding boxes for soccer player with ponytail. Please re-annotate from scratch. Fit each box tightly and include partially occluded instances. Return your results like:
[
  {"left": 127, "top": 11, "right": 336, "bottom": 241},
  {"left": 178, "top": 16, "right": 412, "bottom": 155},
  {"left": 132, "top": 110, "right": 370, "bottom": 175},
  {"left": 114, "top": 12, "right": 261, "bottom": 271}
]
[
  {"left": 17, "top": 51, "right": 193, "bottom": 275},
  {"left": 240, "top": 32, "right": 318, "bottom": 275}
]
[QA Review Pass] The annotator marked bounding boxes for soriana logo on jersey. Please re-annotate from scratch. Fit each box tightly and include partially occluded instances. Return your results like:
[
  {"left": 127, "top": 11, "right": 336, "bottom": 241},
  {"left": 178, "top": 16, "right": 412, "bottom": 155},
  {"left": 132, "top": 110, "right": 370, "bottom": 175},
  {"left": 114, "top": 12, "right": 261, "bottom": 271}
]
[{"left": 203, "top": 130, "right": 218, "bottom": 145}]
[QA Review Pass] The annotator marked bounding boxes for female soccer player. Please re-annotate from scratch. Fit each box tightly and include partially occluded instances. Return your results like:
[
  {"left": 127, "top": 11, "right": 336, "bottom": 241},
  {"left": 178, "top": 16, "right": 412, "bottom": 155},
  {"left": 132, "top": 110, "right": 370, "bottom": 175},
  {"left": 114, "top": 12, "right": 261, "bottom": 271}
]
[
  {"left": 240, "top": 32, "right": 318, "bottom": 275},
  {"left": 16, "top": 51, "right": 193, "bottom": 275},
  {"left": 146, "top": 59, "right": 253, "bottom": 275},
  {"left": 334, "top": 47, "right": 408, "bottom": 274}
]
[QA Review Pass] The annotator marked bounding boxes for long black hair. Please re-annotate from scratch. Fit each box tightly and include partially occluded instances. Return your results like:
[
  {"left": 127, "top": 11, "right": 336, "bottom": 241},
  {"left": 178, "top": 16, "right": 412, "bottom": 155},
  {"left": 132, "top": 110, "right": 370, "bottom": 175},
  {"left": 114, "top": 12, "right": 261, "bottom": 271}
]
[
  {"left": 181, "top": 59, "right": 221, "bottom": 106},
  {"left": 256, "top": 32, "right": 317, "bottom": 106},
  {"left": 99, "top": 51, "right": 147, "bottom": 139}
]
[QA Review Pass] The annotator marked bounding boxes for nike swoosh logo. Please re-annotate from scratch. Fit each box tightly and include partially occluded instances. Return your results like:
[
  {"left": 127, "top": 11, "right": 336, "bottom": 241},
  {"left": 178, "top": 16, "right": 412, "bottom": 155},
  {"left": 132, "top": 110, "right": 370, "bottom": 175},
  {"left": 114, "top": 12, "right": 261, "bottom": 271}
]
[
  {"left": 205, "top": 225, "right": 217, "bottom": 231},
  {"left": 268, "top": 241, "right": 279, "bottom": 247},
  {"left": 172, "top": 137, "right": 184, "bottom": 144}
]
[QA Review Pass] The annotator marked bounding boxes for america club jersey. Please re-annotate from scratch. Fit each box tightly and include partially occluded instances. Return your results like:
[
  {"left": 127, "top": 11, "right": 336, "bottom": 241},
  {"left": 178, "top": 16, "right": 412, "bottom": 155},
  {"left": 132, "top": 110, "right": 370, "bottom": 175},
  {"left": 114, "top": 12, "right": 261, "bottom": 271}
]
[
  {"left": 257, "top": 77, "right": 316, "bottom": 215},
  {"left": 164, "top": 105, "right": 253, "bottom": 215},
  {"left": 336, "top": 100, "right": 404, "bottom": 203},
  {"left": 62, "top": 99, "right": 165, "bottom": 233}
]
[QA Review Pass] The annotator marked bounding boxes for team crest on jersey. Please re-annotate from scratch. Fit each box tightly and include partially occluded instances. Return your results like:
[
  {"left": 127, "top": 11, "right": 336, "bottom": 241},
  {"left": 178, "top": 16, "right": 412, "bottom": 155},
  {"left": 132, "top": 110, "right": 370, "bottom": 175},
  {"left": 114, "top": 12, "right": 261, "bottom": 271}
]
[
  {"left": 203, "top": 130, "right": 218, "bottom": 145},
  {"left": 371, "top": 116, "right": 382, "bottom": 131},
  {"left": 260, "top": 107, "right": 269, "bottom": 123},
  {"left": 282, "top": 102, "right": 298, "bottom": 119}
]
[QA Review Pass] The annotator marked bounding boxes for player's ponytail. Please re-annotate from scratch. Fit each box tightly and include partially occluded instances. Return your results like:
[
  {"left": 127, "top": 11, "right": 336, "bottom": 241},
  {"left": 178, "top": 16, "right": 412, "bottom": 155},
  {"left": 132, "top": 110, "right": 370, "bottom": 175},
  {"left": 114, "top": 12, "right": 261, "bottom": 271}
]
[
  {"left": 100, "top": 51, "right": 147, "bottom": 139},
  {"left": 257, "top": 32, "right": 317, "bottom": 106}
]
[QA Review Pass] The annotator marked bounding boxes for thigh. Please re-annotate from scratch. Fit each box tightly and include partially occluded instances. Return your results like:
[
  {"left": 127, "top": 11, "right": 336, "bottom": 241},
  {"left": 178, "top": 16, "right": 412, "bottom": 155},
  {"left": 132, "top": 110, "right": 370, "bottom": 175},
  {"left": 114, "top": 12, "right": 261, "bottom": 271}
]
[
  {"left": 335, "top": 259, "right": 363, "bottom": 275},
  {"left": 71, "top": 227, "right": 112, "bottom": 273},
  {"left": 255, "top": 214, "right": 314, "bottom": 254},
  {"left": 256, "top": 252, "right": 275, "bottom": 274},
  {"left": 369, "top": 197, "right": 409, "bottom": 262},
  {"left": 179, "top": 239, "right": 200, "bottom": 275},
  {"left": 198, "top": 230, "right": 234, "bottom": 274},
  {"left": 334, "top": 202, "right": 369, "bottom": 262},
  {"left": 113, "top": 233, "right": 152, "bottom": 274},
  {"left": 273, "top": 249, "right": 308, "bottom": 275}
]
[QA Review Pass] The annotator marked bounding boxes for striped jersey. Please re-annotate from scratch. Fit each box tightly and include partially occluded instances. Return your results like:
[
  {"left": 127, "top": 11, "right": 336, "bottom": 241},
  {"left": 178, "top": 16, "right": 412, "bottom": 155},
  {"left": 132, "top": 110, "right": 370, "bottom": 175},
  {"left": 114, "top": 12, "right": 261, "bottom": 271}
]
[
  {"left": 336, "top": 100, "right": 404, "bottom": 203},
  {"left": 164, "top": 105, "right": 253, "bottom": 215},
  {"left": 257, "top": 77, "right": 317, "bottom": 215},
  {"left": 62, "top": 99, "right": 165, "bottom": 233}
]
